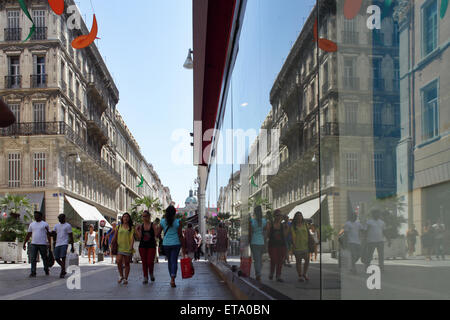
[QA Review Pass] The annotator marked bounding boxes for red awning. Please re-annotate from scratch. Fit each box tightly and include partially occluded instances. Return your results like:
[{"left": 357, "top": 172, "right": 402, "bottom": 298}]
[{"left": 192, "top": 0, "right": 241, "bottom": 166}]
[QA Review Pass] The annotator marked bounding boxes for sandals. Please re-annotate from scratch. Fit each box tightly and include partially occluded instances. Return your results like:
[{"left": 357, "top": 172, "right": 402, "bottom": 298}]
[
  {"left": 170, "top": 281, "right": 176, "bottom": 288},
  {"left": 303, "top": 274, "right": 309, "bottom": 281},
  {"left": 123, "top": 279, "right": 128, "bottom": 285},
  {"left": 143, "top": 278, "right": 149, "bottom": 284},
  {"left": 118, "top": 277, "right": 124, "bottom": 284}
]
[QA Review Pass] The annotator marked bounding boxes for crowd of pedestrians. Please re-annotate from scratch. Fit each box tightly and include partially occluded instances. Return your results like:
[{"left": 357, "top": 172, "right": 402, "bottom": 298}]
[{"left": 248, "top": 206, "right": 318, "bottom": 283}]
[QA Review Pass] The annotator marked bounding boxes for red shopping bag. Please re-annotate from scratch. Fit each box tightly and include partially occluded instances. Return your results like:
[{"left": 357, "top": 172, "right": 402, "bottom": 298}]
[
  {"left": 240, "top": 257, "right": 252, "bottom": 277},
  {"left": 181, "top": 257, "right": 194, "bottom": 279}
]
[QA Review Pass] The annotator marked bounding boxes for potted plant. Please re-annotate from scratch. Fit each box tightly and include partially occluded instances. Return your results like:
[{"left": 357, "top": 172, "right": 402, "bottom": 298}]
[{"left": 0, "top": 194, "right": 33, "bottom": 263}]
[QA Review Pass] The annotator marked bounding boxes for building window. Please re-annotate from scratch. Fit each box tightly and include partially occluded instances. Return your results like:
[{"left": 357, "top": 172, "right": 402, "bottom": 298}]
[
  {"left": 32, "top": 10, "right": 46, "bottom": 40},
  {"left": 7, "top": 56, "right": 21, "bottom": 88},
  {"left": 373, "top": 153, "right": 384, "bottom": 184},
  {"left": 33, "top": 103, "right": 46, "bottom": 133},
  {"left": 422, "top": 80, "right": 439, "bottom": 140},
  {"left": 6, "top": 11, "right": 21, "bottom": 41},
  {"left": 32, "top": 56, "right": 46, "bottom": 87},
  {"left": 10, "top": 104, "right": 20, "bottom": 123},
  {"left": 345, "top": 103, "right": 358, "bottom": 125},
  {"left": 374, "top": 103, "right": 383, "bottom": 125},
  {"left": 33, "top": 153, "right": 46, "bottom": 187},
  {"left": 346, "top": 153, "right": 358, "bottom": 185},
  {"left": 8, "top": 153, "right": 21, "bottom": 188},
  {"left": 423, "top": 0, "right": 438, "bottom": 56}
]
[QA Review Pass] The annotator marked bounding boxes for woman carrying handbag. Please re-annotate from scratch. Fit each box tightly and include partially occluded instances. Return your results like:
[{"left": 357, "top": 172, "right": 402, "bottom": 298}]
[{"left": 160, "top": 205, "right": 185, "bottom": 287}]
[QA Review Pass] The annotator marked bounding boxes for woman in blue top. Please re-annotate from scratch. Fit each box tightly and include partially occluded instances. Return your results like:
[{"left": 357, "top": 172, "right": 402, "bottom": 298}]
[
  {"left": 160, "top": 205, "right": 185, "bottom": 287},
  {"left": 249, "top": 206, "right": 267, "bottom": 281}
]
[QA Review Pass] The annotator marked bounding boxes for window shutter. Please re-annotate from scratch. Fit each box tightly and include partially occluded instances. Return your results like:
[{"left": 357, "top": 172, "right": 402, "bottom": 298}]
[{"left": 33, "top": 54, "right": 37, "bottom": 75}]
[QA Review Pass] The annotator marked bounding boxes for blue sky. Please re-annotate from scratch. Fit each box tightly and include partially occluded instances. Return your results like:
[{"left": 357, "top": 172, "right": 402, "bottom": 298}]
[
  {"left": 76, "top": 0, "right": 315, "bottom": 207},
  {"left": 77, "top": 0, "right": 196, "bottom": 206},
  {"left": 207, "top": 0, "right": 316, "bottom": 205}
]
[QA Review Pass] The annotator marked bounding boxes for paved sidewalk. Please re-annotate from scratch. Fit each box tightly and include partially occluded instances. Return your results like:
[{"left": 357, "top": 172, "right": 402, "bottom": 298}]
[
  {"left": 0, "top": 256, "right": 234, "bottom": 300},
  {"left": 226, "top": 253, "right": 450, "bottom": 300}
]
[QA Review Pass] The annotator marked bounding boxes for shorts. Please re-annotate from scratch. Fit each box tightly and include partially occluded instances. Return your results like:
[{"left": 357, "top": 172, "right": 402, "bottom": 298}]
[
  {"left": 117, "top": 252, "right": 132, "bottom": 257},
  {"left": 54, "top": 245, "right": 68, "bottom": 260},
  {"left": 86, "top": 244, "right": 95, "bottom": 248}
]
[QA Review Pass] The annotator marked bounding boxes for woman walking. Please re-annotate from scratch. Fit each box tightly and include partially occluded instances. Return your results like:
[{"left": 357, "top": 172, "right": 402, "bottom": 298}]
[
  {"left": 160, "top": 205, "right": 184, "bottom": 288},
  {"left": 249, "top": 206, "right": 267, "bottom": 281},
  {"left": 406, "top": 224, "right": 419, "bottom": 257},
  {"left": 309, "top": 224, "right": 319, "bottom": 262},
  {"left": 194, "top": 228, "right": 203, "bottom": 261},
  {"left": 215, "top": 223, "right": 229, "bottom": 263},
  {"left": 85, "top": 224, "right": 98, "bottom": 264},
  {"left": 267, "top": 209, "right": 289, "bottom": 282},
  {"left": 184, "top": 223, "right": 196, "bottom": 260},
  {"left": 112, "top": 213, "right": 135, "bottom": 285},
  {"left": 136, "top": 211, "right": 160, "bottom": 284},
  {"left": 291, "top": 212, "right": 311, "bottom": 282},
  {"left": 422, "top": 221, "right": 434, "bottom": 261}
]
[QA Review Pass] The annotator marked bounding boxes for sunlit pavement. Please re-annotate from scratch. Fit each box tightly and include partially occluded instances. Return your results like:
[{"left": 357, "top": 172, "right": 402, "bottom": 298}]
[
  {"left": 226, "top": 253, "right": 450, "bottom": 300},
  {"left": 0, "top": 256, "right": 234, "bottom": 300}
]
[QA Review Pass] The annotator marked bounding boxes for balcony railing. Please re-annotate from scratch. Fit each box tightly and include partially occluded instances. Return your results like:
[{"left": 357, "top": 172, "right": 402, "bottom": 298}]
[
  {"left": 0, "top": 122, "right": 120, "bottom": 181},
  {"left": 342, "top": 31, "right": 359, "bottom": 44},
  {"left": 321, "top": 122, "right": 339, "bottom": 136},
  {"left": 76, "top": 98, "right": 82, "bottom": 109},
  {"left": 5, "top": 75, "right": 21, "bottom": 89},
  {"left": 31, "top": 74, "right": 47, "bottom": 88},
  {"left": 4, "top": 28, "right": 21, "bottom": 41},
  {"left": 31, "top": 27, "right": 47, "bottom": 40},
  {"left": 330, "top": 122, "right": 400, "bottom": 137},
  {"left": 69, "top": 89, "right": 74, "bottom": 101},
  {"left": 342, "top": 77, "right": 360, "bottom": 90}
]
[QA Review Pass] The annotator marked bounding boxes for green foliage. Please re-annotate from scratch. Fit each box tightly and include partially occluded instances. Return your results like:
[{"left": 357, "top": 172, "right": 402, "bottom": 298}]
[
  {"left": 72, "top": 227, "right": 82, "bottom": 242},
  {"left": 0, "top": 194, "right": 33, "bottom": 222},
  {"left": 367, "top": 194, "right": 407, "bottom": 239},
  {"left": 0, "top": 194, "right": 33, "bottom": 242},
  {"left": 320, "top": 225, "right": 335, "bottom": 242},
  {"left": 130, "top": 196, "right": 163, "bottom": 225},
  {"left": 0, "top": 217, "right": 27, "bottom": 242},
  {"left": 206, "top": 212, "right": 231, "bottom": 228}
]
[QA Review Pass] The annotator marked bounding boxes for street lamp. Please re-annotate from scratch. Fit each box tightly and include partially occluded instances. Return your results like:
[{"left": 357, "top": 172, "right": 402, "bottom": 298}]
[{"left": 183, "top": 49, "right": 194, "bottom": 69}]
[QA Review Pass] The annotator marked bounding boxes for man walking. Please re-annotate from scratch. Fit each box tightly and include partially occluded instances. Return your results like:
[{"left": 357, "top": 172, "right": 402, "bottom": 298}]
[
  {"left": 344, "top": 212, "right": 364, "bottom": 273},
  {"left": 52, "top": 214, "right": 74, "bottom": 278},
  {"left": 204, "top": 229, "right": 213, "bottom": 260},
  {"left": 364, "top": 209, "right": 387, "bottom": 271},
  {"left": 23, "top": 211, "right": 52, "bottom": 277},
  {"left": 432, "top": 219, "right": 446, "bottom": 260}
]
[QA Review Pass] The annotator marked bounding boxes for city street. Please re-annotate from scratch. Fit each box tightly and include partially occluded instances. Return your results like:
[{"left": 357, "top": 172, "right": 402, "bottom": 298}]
[{"left": 0, "top": 257, "right": 234, "bottom": 300}]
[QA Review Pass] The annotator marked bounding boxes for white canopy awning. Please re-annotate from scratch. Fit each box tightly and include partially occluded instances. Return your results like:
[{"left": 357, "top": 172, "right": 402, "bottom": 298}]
[
  {"left": 288, "top": 195, "right": 327, "bottom": 219},
  {"left": 65, "top": 195, "right": 112, "bottom": 229}
]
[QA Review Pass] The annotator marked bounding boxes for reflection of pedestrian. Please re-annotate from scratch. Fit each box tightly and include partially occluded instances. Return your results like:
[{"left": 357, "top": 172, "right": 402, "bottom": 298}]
[
  {"left": 344, "top": 212, "right": 364, "bottom": 274},
  {"left": 106, "top": 223, "right": 117, "bottom": 264},
  {"left": 364, "top": 209, "right": 386, "bottom": 271},
  {"left": 249, "top": 206, "right": 267, "bottom": 281},
  {"left": 154, "top": 218, "right": 160, "bottom": 263},
  {"left": 291, "top": 212, "right": 310, "bottom": 282},
  {"left": 309, "top": 224, "right": 319, "bottom": 262},
  {"left": 432, "top": 220, "right": 445, "bottom": 260},
  {"left": 422, "top": 221, "right": 434, "bottom": 261},
  {"left": 267, "top": 210, "right": 289, "bottom": 282},
  {"left": 184, "top": 223, "right": 196, "bottom": 260},
  {"left": 204, "top": 230, "right": 213, "bottom": 259},
  {"left": 406, "top": 225, "right": 419, "bottom": 257},
  {"left": 194, "top": 228, "right": 203, "bottom": 261},
  {"left": 215, "top": 223, "right": 229, "bottom": 263},
  {"left": 211, "top": 229, "right": 217, "bottom": 256}
]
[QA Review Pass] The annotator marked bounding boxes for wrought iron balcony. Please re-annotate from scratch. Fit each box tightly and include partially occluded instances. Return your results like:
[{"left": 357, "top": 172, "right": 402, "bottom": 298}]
[
  {"left": 4, "top": 28, "right": 21, "bottom": 41},
  {"left": 342, "top": 77, "right": 360, "bottom": 90},
  {"left": 5, "top": 75, "right": 21, "bottom": 89},
  {"left": 0, "top": 122, "right": 120, "bottom": 181},
  {"left": 321, "top": 122, "right": 339, "bottom": 136},
  {"left": 31, "top": 27, "right": 47, "bottom": 40},
  {"left": 342, "top": 31, "right": 359, "bottom": 44},
  {"left": 31, "top": 74, "right": 47, "bottom": 88}
]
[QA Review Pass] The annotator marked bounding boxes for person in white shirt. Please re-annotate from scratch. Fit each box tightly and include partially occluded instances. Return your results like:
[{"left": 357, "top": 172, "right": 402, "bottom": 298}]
[
  {"left": 52, "top": 214, "right": 75, "bottom": 278},
  {"left": 343, "top": 212, "right": 364, "bottom": 273},
  {"left": 194, "top": 228, "right": 203, "bottom": 261},
  {"left": 23, "top": 211, "right": 52, "bottom": 277},
  {"left": 204, "top": 230, "right": 213, "bottom": 259},
  {"left": 364, "top": 209, "right": 387, "bottom": 271}
]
